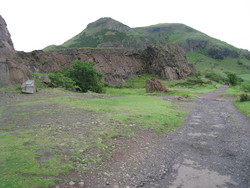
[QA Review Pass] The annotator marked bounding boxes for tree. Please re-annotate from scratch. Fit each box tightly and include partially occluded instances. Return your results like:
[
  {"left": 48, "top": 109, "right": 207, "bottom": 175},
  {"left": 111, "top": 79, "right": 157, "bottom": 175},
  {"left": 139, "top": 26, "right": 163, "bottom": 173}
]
[{"left": 226, "top": 72, "right": 238, "bottom": 86}]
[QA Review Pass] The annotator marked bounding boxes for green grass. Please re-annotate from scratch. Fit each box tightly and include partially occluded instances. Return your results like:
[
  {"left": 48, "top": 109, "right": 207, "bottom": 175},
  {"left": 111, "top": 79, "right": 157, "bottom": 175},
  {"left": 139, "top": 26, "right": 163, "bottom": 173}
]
[
  {"left": 239, "top": 74, "right": 250, "bottom": 82},
  {"left": 0, "top": 87, "right": 21, "bottom": 93},
  {"left": 1, "top": 91, "right": 187, "bottom": 187},
  {"left": 18, "top": 95, "right": 186, "bottom": 132},
  {"left": 187, "top": 51, "right": 250, "bottom": 74},
  {"left": 105, "top": 88, "right": 146, "bottom": 95},
  {"left": 0, "top": 132, "right": 73, "bottom": 188},
  {"left": 234, "top": 101, "right": 250, "bottom": 117},
  {"left": 224, "top": 85, "right": 250, "bottom": 117}
]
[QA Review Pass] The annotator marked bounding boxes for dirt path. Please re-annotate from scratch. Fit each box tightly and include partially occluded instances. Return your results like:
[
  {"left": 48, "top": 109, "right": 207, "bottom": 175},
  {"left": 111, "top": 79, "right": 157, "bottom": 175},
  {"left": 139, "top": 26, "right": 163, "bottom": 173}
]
[{"left": 82, "top": 86, "right": 250, "bottom": 188}]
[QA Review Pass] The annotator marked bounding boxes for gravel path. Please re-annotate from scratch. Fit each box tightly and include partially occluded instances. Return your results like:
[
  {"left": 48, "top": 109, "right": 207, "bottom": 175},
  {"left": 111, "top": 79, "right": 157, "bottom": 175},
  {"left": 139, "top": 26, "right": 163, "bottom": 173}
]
[{"left": 82, "top": 86, "right": 250, "bottom": 188}]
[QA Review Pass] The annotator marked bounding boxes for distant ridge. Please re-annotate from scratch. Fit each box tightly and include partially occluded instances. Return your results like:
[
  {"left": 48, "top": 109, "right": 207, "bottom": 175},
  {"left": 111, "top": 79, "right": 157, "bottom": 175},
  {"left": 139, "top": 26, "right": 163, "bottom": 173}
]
[{"left": 44, "top": 17, "right": 250, "bottom": 75}]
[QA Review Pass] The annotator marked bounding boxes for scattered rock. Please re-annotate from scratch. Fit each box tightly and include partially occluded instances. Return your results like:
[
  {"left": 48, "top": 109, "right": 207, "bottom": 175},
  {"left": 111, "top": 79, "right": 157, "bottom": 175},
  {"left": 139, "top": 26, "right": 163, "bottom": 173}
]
[
  {"left": 21, "top": 80, "right": 36, "bottom": 94},
  {"left": 78, "top": 181, "right": 84, "bottom": 187},
  {"left": 68, "top": 181, "right": 75, "bottom": 186},
  {"left": 146, "top": 78, "right": 169, "bottom": 93}
]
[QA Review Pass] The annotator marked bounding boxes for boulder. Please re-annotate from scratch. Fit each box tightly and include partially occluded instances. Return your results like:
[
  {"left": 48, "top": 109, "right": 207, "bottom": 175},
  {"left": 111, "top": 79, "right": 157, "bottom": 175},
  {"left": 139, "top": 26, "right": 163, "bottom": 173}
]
[
  {"left": 146, "top": 78, "right": 169, "bottom": 93},
  {"left": 21, "top": 80, "right": 36, "bottom": 94}
]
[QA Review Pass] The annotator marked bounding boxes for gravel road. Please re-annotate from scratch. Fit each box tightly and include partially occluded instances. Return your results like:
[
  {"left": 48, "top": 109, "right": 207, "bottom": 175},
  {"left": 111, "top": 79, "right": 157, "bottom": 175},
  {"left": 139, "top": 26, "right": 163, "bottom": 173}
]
[{"left": 83, "top": 86, "right": 250, "bottom": 188}]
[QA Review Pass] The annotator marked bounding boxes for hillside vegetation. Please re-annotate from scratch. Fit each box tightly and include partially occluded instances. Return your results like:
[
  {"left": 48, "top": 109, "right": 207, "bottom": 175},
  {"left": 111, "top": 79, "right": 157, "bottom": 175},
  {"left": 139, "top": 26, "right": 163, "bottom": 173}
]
[{"left": 44, "top": 17, "right": 250, "bottom": 75}]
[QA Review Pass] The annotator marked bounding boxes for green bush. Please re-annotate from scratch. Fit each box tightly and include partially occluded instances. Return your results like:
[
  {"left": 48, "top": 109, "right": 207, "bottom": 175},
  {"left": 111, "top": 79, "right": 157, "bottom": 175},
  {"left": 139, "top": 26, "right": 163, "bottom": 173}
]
[
  {"left": 241, "top": 82, "right": 250, "bottom": 92},
  {"left": 174, "top": 74, "right": 211, "bottom": 87},
  {"left": 226, "top": 72, "right": 242, "bottom": 86},
  {"left": 67, "top": 61, "right": 104, "bottom": 93},
  {"left": 204, "top": 72, "right": 226, "bottom": 83},
  {"left": 239, "top": 93, "right": 250, "bottom": 102},
  {"left": 49, "top": 72, "right": 76, "bottom": 89}
]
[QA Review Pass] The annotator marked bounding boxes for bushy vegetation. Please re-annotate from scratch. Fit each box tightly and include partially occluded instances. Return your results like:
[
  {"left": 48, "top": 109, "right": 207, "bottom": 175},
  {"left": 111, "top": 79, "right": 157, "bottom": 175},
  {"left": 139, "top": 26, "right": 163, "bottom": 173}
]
[
  {"left": 67, "top": 61, "right": 104, "bottom": 93},
  {"left": 49, "top": 61, "right": 104, "bottom": 93},
  {"left": 171, "top": 73, "right": 212, "bottom": 87},
  {"left": 49, "top": 72, "right": 76, "bottom": 89},
  {"left": 241, "top": 82, "right": 250, "bottom": 92},
  {"left": 226, "top": 72, "right": 240, "bottom": 86},
  {"left": 239, "top": 93, "right": 250, "bottom": 102},
  {"left": 204, "top": 71, "right": 226, "bottom": 83}
]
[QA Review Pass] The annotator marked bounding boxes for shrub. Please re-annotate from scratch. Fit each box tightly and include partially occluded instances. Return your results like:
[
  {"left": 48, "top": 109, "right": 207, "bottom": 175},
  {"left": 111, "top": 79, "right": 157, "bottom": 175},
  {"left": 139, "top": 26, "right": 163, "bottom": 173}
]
[
  {"left": 49, "top": 72, "right": 76, "bottom": 89},
  {"left": 239, "top": 93, "right": 250, "bottom": 102},
  {"left": 175, "top": 74, "right": 211, "bottom": 87},
  {"left": 227, "top": 73, "right": 238, "bottom": 86},
  {"left": 241, "top": 82, "right": 250, "bottom": 92},
  {"left": 66, "top": 61, "right": 104, "bottom": 93},
  {"left": 204, "top": 72, "right": 226, "bottom": 83}
]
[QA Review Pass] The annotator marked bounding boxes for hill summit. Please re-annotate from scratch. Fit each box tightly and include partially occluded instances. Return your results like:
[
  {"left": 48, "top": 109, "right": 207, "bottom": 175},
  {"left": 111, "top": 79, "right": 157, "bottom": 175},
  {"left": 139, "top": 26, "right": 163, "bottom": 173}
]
[{"left": 86, "top": 17, "right": 131, "bottom": 32}]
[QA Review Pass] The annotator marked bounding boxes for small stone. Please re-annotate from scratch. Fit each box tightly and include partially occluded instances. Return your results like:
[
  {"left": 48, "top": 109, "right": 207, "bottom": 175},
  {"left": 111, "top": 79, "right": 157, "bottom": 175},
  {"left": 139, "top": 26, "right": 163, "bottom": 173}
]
[
  {"left": 79, "top": 181, "right": 84, "bottom": 187},
  {"left": 69, "top": 181, "right": 75, "bottom": 186}
]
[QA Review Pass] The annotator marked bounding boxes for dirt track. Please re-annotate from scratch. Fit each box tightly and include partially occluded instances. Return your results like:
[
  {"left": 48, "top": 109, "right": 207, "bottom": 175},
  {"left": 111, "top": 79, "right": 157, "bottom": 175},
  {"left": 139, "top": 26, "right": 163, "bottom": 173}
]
[{"left": 82, "top": 86, "right": 250, "bottom": 188}]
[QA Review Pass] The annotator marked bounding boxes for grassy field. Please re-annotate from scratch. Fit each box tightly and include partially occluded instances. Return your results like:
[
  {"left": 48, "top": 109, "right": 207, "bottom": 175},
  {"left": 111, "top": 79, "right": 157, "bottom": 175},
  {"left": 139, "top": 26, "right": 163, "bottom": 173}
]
[{"left": 0, "top": 87, "right": 187, "bottom": 187}]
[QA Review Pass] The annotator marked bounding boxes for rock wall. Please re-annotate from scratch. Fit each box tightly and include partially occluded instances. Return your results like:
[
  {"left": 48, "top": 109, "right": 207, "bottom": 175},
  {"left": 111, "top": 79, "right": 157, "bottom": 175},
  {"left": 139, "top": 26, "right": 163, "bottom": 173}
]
[
  {"left": 16, "top": 44, "right": 194, "bottom": 85},
  {"left": 0, "top": 15, "right": 30, "bottom": 86},
  {"left": 142, "top": 44, "right": 194, "bottom": 80},
  {"left": 0, "top": 15, "right": 14, "bottom": 86},
  {"left": 16, "top": 49, "right": 144, "bottom": 85}
]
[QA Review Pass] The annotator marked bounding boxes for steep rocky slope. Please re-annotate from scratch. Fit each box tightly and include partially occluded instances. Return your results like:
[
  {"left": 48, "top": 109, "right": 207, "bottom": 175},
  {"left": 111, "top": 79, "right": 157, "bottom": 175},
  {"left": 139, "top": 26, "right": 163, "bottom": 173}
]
[
  {"left": 0, "top": 15, "right": 30, "bottom": 86},
  {"left": 17, "top": 44, "right": 194, "bottom": 85}
]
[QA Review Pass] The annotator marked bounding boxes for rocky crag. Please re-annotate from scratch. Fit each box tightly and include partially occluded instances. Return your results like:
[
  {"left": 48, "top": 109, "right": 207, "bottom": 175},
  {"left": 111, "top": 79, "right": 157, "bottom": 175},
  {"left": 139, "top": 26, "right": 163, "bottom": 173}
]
[
  {"left": 0, "top": 15, "right": 30, "bottom": 86},
  {"left": 0, "top": 16, "right": 194, "bottom": 86},
  {"left": 17, "top": 44, "right": 194, "bottom": 85}
]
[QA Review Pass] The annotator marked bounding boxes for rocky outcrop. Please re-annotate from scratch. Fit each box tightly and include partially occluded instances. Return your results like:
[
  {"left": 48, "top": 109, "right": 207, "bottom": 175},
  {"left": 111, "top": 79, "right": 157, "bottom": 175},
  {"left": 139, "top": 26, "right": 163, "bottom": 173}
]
[
  {"left": 0, "top": 15, "right": 30, "bottom": 86},
  {"left": 0, "top": 15, "right": 15, "bottom": 86},
  {"left": 180, "top": 39, "right": 208, "bottom": 52},
  {"left": 142, "top": 44, "right": 194, "bottom": 80},
  {"left": 16, "top": 49, "right": 144, "bottom": 85},
  {"left": 16, "top": 44, "right": 194, "bottom": 85},
  {"left": 207, "top": 45, "right": 239, "bottom": 59}
]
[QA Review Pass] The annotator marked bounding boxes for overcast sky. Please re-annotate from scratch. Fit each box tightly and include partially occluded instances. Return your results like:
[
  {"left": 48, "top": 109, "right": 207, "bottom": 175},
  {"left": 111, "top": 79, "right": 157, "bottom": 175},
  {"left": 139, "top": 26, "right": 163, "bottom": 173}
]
[{"left": 1, "top": 0, "right": 250, "bottom": 52}]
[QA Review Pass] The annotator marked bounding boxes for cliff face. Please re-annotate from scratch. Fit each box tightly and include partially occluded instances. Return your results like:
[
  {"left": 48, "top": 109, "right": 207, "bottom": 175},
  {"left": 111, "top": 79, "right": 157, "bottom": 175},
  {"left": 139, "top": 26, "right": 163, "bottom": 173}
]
[
  {"left": 16, "top": 45, "right": 194, "bottom": 84},
  {"left": 0, "top": 15, "right": 15, "bottom": 85},
  {"left": 17, "top": 49, "right": 144, "bottom": 85},
  {"left": 142, "top": 44, "right": 194, "bottom": 80},
  {"left": 0, "top": 15, "right": 30, "bottom": 86}
]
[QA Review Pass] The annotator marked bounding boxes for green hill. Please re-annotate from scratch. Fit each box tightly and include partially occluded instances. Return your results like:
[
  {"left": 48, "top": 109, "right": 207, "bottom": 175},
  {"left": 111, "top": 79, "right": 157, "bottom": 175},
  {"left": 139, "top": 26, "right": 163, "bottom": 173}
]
[{"left": 44, "top": 17, "right": 250, "bottom": 76}]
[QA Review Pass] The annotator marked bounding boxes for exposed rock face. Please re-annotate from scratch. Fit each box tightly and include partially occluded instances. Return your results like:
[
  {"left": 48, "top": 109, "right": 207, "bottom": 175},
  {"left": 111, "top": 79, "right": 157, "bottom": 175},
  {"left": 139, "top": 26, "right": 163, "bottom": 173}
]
[
  {"left": 0, "top": 15, "right": 15, "bottom": 86},
  {"left": 142, "top": 44, "right": 194, "bottom": 80},
  {"left": 16, "top": 44, "right": 194, "bottom": 85},
  {"left": 0, "top": 15, "right": 30, "bottom": 86},
  {"left": 16, "top": 49, "right": 144, "bottom": 85},
  {"left": 181, "top": 39, "right": 208, "bottom": 52},
  {"left": 207, "top": 45, "right": 239, "bottom": 59}
]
